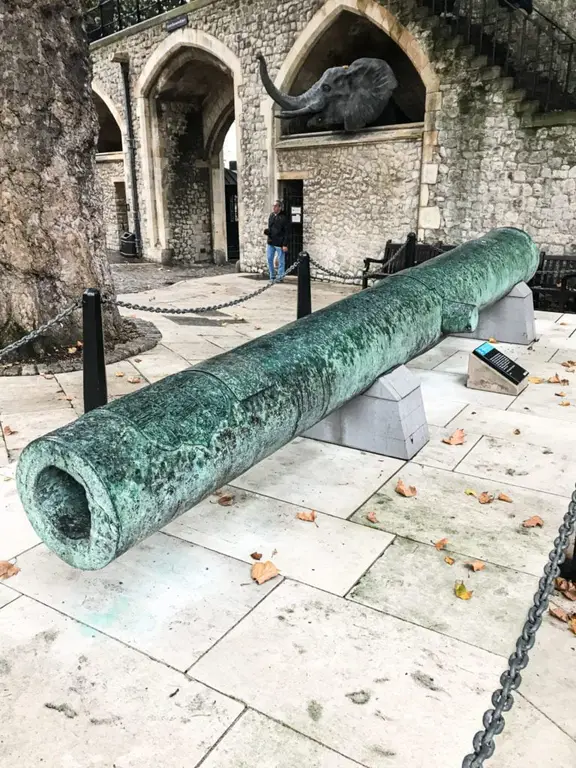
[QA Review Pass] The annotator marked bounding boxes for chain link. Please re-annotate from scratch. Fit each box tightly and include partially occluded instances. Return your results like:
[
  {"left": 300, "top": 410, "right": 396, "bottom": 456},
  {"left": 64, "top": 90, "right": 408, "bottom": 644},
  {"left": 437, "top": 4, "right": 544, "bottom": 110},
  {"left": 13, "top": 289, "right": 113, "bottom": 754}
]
[
  {"left": 108, "top": 258, "right": 301, "bottom": 315},
  {"left": 0, "top": 300, "right": 82, "bottom": 362},
  {"left": 309, "top": 241, "right": 409, "bottom": 284},
  {"left": 462, "top": 491, "right": 576, "bottom": 767}
]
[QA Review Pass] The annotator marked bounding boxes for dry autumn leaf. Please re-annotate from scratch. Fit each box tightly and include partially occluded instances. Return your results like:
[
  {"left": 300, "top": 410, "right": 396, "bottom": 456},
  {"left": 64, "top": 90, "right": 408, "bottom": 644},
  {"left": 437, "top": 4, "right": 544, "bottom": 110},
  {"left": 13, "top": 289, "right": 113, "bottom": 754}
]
[
  {"left": 218, "top": 493, "right": 235, "bottom": 507},
  {"left": 127, "top": 377, "right": 141, "bottom": 385},
  {"left": 434, "top": 538, "right": 449, "bottom": 551},
  {"left": 67, "top": 347, "right": 77, "bottom": 355},
  {"left": 561, "top": 360, "right": 576, "bottom": 368},
  {"left": 444, "top": 556, "right": 455, "bottom": 566},
  {"left": 478, "top": 492, "right": 494, "bottom": 505},
  {"left": 559, "top": 401, "right": 571, "bottom": 407},
  {"left": 497, "top": 493, "right": 513, "bottom": 503},
  {"left": 250, "top": 552, "right": 262, "bottom": 561},
  {"left": 528, "top": 376, "right": 544, "bottom": 384},
  {"left": 465, "top": 489, "right": 477, "bottom": 497},
  {"left": 549, "top": 605, "right": 570, "bottom": 623},
  {"left": 466, "top": 560, "right": 486, "bottom": 572},
  {"left": 296, "top": 510, "right": 317, "bottom": 523},
  {"left": 454, "top": 581, "right": 473, "bottom": 600},
  {"left": 561, "top": 378, "right": 570, "bottom": 386},
  {"left": 2, "top": 426, "right": 16, "bottom": 436},
  {"left": 569, "top": 616, "right": 576, "bottom": 635},
  {"left": 115, "top": 371, "right": 125, "bottom": 378},
  {"left": 555, "top": 391, "right": 567, "bottom": 397},
  {"left": 0, "top": 561, "right": 20, "bottom": 580},
  {"left": 134, "top": 358, "right": 142, "bottom": 363},
  {"left": 442, "top": 428, "right": 466, "bottom": 446},
  {"left": 522, "top": 515, "right": 544, "bottom": 528},
  {"left": 555, "top": 578, "right": 576, "bottom": 601},
  {"left": 513, "top": 428, "right": 521, "bottom": 435},
  {"left": 395, "top": 479, "right": 417, "bottom": 497},
  {"left": 548, "top": 374, "right": 562, "bottom": 384},
  {"left": 251, "top": 560, "right": 280, "bottom": 585},
  {"left": 488, "top": 337, "right": 497, "bottom": 343},
  {"left": 366, "top": 511, "right": 379, "bottom": 524}
]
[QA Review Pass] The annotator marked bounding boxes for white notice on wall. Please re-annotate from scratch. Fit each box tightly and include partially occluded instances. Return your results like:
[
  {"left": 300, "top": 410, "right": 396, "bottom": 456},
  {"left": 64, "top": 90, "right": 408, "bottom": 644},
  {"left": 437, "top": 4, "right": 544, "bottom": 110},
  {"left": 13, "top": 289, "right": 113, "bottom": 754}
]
[{"left": 292, "top": 213, "right": 301, "bottom": 223}]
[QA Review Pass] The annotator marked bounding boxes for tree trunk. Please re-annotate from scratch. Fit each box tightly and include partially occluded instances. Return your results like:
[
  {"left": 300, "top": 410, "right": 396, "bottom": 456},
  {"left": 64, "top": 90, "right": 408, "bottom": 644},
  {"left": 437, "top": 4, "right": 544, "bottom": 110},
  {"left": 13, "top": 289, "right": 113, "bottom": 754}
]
[{"left": 0, "top": 0, "right": 123, "bottom": 357}]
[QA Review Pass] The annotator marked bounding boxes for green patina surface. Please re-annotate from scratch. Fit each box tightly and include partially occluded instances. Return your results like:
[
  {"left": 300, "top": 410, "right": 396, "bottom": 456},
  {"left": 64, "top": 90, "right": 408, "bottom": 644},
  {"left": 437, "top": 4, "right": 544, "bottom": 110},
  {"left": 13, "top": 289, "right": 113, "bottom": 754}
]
[{"left": 16, "top": 228, "right": 539, "bottom": 570}]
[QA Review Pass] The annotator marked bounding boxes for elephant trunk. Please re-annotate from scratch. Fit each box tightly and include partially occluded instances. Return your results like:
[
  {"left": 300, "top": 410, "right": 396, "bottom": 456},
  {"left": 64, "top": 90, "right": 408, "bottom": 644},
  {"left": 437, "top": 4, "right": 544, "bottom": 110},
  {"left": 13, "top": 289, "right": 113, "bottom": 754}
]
[{"left": 257, "top": 54, "right": 310, "bottom": 111}]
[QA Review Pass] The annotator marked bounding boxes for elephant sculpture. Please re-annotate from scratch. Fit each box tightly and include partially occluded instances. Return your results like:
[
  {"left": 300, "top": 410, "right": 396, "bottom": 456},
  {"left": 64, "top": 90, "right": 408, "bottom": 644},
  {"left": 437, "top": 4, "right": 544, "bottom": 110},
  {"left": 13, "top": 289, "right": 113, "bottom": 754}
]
[{"left": 257, "top": 54, "right": 398, "bottom": 132}]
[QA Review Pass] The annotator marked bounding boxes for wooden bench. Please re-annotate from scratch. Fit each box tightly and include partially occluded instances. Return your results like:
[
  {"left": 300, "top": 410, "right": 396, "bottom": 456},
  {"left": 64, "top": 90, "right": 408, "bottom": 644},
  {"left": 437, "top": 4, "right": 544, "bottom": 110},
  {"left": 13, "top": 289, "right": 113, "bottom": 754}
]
[
  {"left": 362, "top": 239, "right": 455, "bottom": 289},
  {"left": 529, "top": 253, "right": 576, "bottom": 313}
]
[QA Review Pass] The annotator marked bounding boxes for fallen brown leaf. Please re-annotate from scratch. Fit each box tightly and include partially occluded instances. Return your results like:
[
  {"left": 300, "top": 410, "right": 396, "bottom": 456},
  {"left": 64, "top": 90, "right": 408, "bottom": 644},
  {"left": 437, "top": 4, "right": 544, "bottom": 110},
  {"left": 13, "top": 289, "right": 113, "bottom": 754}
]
[
  {"left": 559, "top": 401, "right": 572, "bottom": 407},
  {"left": 296, "top": 510, "right": 317, "bottom": 523},
  {"left": 513, "top": 429, "right": 521, "bottom": 435},
  {"left": 570, "top": 616, "right": 576, "bottom": 635},
  {"left": 522, "top": 515, "right": 544, "bottom": 528},
  {"left": 466, "top": 560, "right": 486, "bottom": 572},
  {"left": 562, "top": 378, "right": 570, "bottom": 386},
  {"left": 218, "top": 493, "right": 235, "bottom": 507},
  {"left": 548, "top": 374, "right": 562, "bottom": 384},
  {"left": 465, "top": 489, "right": 477, "bottom": 497},
  {"left": 549, "top": 605, "right": 570, "bottom": 623},
  {"left": 0, "top": 561, "right": 20, "bottom": 580},
  {"left": 395, "top": 479, "right": 417, "bottom": 497},
  {"left": 560, "top": 322, "right": 569, "bottom": 326},
  {"left": 488, "top": 337, "right": 497, "bottom": 343},
  {"left": 251, "top": 560, "right": 280, "bottom": 585},
  {"left": 555, "top": 391, "right": 567, "bottom": 397},
  {"left": 434, "top": 538, "right": 449, "bottom": 550},
  {"left": 444, "top": 556, "right": 455, "bottom": 566},
  {"left": 67, "top": 346, "right": 77, "bottom": 355},
  {"left": 127, "top": 377, "right": 141, "bottom": 385},
  {"left": 561, "top": 360, "right": 576, "bottom": 368},
  {"left": 115, "top": 371, "right": 125, "bottom": 378},
  {"left": 478, "top": 492, "right": 494, "bottom": 505},
  {"left": 454, "top": 581, "right": 473, "bottom": 600},
  {"left": 250, "top": 552, "right": 262, "bottom": 561},
  {"left": 528, "top": 376, "right": 544, "bottom": 384},
  {"left": 366, "top": 511, "right": 379, "bottom": 524},
  {"left": 442, "top": 428, "right": 466, "bottom": 446},
  {"left": 497, "top": 493, "right": 513, "bottom": 503},
  {"left": 555, "top": 578, "right": 576, "bottom": 601},
  {"left": 2, "top": 426, "right": 17, "bottom": 436},
  {"left": 134, "top": 358, "right": 142, "bottom": 363}
]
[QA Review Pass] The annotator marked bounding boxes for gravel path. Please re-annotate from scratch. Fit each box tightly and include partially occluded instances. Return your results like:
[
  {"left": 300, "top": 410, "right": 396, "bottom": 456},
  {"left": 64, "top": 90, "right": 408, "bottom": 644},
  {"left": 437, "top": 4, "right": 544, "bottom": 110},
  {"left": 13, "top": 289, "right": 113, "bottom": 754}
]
[{"left": 110, "top": 256, "right": 237, "bottom": 295}]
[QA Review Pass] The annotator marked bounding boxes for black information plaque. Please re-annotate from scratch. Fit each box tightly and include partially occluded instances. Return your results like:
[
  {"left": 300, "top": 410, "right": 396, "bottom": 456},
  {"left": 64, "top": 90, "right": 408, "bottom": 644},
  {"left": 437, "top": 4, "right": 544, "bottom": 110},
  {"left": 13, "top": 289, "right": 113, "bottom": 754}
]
[
  {"left": 166, "top": 14, "right": 189, "bottom": 33},
  {"left": 473, "top": 342, "right": 528, "bottom": 386}
]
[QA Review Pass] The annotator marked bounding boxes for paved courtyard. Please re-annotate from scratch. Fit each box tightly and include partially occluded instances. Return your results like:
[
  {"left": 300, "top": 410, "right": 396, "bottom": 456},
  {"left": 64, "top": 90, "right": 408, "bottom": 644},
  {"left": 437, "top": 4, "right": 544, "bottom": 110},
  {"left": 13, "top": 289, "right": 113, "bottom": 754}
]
[{"left": 1, "top": 272, "right": 575, "bottom": 766}]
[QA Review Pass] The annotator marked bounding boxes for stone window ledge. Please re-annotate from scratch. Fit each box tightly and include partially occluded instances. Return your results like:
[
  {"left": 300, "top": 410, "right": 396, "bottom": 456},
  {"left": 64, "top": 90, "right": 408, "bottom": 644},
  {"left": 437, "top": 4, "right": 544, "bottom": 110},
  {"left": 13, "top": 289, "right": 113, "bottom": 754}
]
[
  {"left": 276, "top": 122, "right": 424, "bottom": 151},
  {"left": 96, "top": 152, "right": 124, "bottom": 163},
  {"left": 520, "top": 111, "right": 576, "bottom": 129}
]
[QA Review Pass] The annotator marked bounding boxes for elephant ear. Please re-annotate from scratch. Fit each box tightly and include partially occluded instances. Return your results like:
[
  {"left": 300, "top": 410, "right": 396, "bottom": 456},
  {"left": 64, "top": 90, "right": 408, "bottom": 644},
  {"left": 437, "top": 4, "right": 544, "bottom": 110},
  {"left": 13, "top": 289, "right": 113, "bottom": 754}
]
[{"left": 342, "top": 58, "right": 398, "bottom": 132}]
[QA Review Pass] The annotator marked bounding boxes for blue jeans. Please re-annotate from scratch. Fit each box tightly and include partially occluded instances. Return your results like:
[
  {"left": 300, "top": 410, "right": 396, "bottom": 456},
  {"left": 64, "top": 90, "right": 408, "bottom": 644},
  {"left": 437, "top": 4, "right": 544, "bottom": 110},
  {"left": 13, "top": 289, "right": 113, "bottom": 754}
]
[{"left": 267, "top": 245, "right": 285, "bottom": 280}]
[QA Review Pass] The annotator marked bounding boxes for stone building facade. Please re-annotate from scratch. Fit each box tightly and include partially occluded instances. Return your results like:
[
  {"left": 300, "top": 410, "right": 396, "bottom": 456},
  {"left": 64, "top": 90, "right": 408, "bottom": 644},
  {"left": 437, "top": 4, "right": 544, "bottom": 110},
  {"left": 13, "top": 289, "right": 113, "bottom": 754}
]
[{"left": 92, "top": 0, "right": 576, "bottom": 275}]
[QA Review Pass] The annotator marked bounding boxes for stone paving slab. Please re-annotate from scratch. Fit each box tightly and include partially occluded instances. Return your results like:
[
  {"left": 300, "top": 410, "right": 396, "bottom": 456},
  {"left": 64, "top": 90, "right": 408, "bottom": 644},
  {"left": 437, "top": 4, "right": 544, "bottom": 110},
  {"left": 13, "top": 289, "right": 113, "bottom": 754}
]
[
  {"left": 161, "top": 340, "right": 223, "bottom": 361},
  {"left": 0, "top": 585, "right": 19, "bottom": 609},
  {"left": 0, "top": 597, "right": 243, "bottom": 766},
  {"left": 0, "top": 375, "right": 71, "bottom": 415},
  {"left": 351, "top": 464, "right": 569, "bottom": 576},
  {"left": 55, "top": 360, "right": 147, "bottom": 414},
  {"left": 348, "top": 536, "right": 539, "bottom": 656},
  {"left": 9, "top": 534, "right": 279, "bottom": 671},
  {"left": 191, "top": 580, "right": 575, "bottom": 768},
  {"left": 417, "top": 369, "right": 516, "bottom": 409},
  {"left": 129, "top": 343, "right": 191, "bottom": 383},
  {"left": 0, "top": 408, "right": 76, "bottom": 453},
  {"left": 163, "top": 486, "right": 394, "bottom": 596},
  {"left": 413, "top": 424, "right": 482, "bottom": 470},
  {"left": 233, "top": 437, "right": 403, "bottom": 518},
  {"left": 456, "top": 434, "right": 574, "bottom": 496},
  {"left": 200, "top": 709, "right": 359, "bottom": 767},
  {"left": 0, "top": 468, "right": 40, "bottom": 560}
]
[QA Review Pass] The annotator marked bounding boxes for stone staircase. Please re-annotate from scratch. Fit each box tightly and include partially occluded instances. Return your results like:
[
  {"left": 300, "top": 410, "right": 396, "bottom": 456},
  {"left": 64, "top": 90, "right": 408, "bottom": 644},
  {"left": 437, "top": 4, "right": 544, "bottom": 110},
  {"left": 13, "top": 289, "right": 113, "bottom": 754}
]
[{"left": 406, "top": 0, "right": 576, "bottom": 114}]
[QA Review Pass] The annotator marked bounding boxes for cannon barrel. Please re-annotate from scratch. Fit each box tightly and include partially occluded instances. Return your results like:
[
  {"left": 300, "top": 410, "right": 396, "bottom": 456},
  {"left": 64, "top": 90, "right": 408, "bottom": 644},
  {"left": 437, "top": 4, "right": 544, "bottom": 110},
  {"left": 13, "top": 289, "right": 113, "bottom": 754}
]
[{"left": 16, "top": 228, "right": 539, "bottom": 569}]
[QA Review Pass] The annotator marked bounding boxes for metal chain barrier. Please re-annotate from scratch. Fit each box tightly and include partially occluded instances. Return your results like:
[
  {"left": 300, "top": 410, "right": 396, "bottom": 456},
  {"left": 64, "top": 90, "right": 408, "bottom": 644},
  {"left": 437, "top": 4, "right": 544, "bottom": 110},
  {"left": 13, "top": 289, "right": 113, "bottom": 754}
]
[
  {"left": 108, "top": 257, "right": 301, "bottom": 315},
  {"left": 0, "top": 300, "right": 81, "bottom": 362},
  {"left": 462, "top": 490, "right": 576, "bottom": 767},
  {"left": 311, "top": 240, "right": 409, "bottom": 285}
]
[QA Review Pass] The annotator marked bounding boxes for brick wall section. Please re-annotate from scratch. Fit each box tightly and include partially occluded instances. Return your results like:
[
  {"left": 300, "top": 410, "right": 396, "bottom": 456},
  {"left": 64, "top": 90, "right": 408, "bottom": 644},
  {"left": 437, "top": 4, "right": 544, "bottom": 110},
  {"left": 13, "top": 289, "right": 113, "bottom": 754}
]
[{"left": 91, "top": 0, "right": 576, "bottom": 272}]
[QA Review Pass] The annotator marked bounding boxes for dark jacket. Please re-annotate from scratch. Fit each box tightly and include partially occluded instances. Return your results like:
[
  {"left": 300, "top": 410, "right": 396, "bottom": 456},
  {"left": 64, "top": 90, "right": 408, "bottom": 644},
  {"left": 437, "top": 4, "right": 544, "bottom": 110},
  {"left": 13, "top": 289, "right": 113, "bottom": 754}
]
[{"left": 265, "top": 212, "right": 290, "bottom": 248}]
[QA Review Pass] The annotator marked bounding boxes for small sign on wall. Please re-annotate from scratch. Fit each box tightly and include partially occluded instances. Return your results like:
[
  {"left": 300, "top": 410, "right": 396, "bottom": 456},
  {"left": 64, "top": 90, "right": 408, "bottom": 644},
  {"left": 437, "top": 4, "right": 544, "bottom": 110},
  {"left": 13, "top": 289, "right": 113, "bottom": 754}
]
[
  {"left": 291, "top": 206, "right": 302, "bottom": 223},
  {"left": 166, "top": 15, "right": 189, "bottom": 33}
]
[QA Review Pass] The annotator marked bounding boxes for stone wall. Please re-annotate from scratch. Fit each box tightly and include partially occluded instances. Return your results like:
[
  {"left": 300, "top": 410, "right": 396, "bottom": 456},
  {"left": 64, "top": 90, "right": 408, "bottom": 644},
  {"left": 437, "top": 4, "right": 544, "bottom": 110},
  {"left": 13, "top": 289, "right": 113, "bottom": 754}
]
[
  {"left": 160, "top": 102, "right": 212, "bottom": 262},
  {"left": 535, "top": 0, "right": 576, "bottom": 39},
  {"left": 95, "top": 154, "right": 126, "bottom": 251},
  {"left": 90, "top": 0, "right": 576, "bottom": 272},
  {"left": 277, "top": 130, "right": 422, "bottom": 273}
]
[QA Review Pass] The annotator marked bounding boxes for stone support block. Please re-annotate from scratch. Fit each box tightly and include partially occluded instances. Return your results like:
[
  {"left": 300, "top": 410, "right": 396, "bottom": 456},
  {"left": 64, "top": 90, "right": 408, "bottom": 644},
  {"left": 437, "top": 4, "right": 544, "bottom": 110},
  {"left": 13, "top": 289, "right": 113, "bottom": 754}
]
[
  {"left": 454, "top": 282, "right": 536, "bottom": 345},
  {"left": 301, "top": 366, "right": 429, "bottom": 460}
]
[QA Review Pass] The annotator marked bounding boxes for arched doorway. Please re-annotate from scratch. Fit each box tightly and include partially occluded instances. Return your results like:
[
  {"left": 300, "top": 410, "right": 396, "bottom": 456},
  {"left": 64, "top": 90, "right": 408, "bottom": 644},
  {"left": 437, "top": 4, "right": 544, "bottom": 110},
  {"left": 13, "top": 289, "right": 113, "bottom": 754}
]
[
  {"left": 93, "top": 91, "right": 128, "bottom": 254},
  {"left": 135, "top": 32, "right": 243, "bottom": 264}
]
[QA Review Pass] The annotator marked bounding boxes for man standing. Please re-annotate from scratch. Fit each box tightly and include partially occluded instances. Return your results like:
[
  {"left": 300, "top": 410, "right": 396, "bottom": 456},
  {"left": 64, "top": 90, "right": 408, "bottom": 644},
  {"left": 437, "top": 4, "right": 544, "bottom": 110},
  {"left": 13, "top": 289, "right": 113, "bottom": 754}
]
[{"left": 264, "top": 200, "right": 289, "bottom": 280}]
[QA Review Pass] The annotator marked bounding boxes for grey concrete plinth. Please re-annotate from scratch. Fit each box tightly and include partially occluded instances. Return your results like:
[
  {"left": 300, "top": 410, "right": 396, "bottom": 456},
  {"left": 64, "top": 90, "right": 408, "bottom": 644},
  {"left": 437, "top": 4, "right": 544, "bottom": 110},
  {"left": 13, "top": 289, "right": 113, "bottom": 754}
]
[
  {"left": 455, "top": 282, "right": 536, "bottom": 345},
  {"left": 301, "top": 365, "right": 429, "bottom": 460}
]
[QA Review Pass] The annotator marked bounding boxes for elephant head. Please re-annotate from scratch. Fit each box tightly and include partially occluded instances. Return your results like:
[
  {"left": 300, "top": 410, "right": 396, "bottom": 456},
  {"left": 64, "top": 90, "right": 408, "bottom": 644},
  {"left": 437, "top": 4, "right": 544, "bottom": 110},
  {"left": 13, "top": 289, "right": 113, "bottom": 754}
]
[{"left": 258, "top": 54, "right": 398, "bottom": 132}]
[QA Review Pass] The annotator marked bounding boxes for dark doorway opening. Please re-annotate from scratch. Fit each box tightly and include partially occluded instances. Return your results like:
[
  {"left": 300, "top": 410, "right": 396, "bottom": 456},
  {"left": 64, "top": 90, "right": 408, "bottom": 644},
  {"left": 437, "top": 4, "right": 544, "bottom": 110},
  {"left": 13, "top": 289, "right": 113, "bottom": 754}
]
[
  {"left": 225, "top": 161, "right": 240, "bottom": 261},
  {"left": 280, "top": 180, "right": 304, "bottom": 271}
]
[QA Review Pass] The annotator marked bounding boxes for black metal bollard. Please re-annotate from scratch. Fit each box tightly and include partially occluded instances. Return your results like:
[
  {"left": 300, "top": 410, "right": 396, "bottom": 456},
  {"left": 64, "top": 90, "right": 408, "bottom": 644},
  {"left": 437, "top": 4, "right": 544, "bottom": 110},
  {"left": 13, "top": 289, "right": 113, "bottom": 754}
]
[
  {"left": 82, "top": 289, "right": 108, "bottom": 413},
  {"left": 405, "top": 232, "right": 418, "bottom": 268},
  {"left": 297, "top": 251, "right": 312, "bottom": 319}
]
